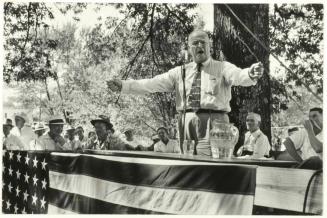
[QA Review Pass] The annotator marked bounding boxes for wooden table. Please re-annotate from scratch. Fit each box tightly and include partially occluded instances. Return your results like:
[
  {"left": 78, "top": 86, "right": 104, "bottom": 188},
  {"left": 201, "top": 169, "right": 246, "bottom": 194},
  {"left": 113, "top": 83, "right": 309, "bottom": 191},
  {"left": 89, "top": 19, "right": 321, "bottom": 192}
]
[{"left": 84, "top": 150, "right": 322, "bottom": 214}]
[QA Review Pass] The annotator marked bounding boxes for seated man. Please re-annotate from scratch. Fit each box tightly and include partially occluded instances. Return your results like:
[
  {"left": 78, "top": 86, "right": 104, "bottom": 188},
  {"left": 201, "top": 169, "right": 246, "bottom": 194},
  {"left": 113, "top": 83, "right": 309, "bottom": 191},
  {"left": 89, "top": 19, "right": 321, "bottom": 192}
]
[
  {"left": 123, "top": 128, "right": 142, "bottom": 148},
  {"left": 10, "top": 112, "right": 36, "bottom": 150},
  {"left": 29, "top": 123, "right": 47, "bottom": 150},
  {"left": 62, "top": 126, "right": 77, "bottom": 150},
  {"left": 86, "top": 115, "right": 134, "bottom": 151},
  {"left": 3, "top": 122, "right": 25, "bottom": 150},
  {"left": 37, "top": 115, "right": 67, "bottom": 150},
  {"left": 236, "top": 112, "right": 270, "bottom": 158},
  {"left": 153, "top": 127, "right": 180, "bottom": 153},
  {"left": 281, "top": 108, "right": 323, "bottom": 170},
  {"left": 74, "top": 126, "right": 88, "bottom": 149}
]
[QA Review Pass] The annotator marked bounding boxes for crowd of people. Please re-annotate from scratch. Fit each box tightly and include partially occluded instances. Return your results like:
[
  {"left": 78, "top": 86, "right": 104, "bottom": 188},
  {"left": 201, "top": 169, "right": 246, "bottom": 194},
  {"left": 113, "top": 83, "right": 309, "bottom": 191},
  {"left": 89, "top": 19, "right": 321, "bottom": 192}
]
[{"left": 2, "top": 112, "right": 180, "bottom": 154}]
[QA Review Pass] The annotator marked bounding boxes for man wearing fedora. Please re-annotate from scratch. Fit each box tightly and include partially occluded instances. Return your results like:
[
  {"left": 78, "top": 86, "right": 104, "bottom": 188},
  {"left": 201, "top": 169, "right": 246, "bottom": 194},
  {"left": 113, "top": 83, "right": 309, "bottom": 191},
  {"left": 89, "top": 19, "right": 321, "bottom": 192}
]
[
  {"left": 10, "top": 112, "right": 36, "bottom": 150},
  {"left": 87, "top": 115, "right": 135, "bottom": 150},
  {"left": 37, "top": 115, "right": 68, "bottom": 150}
]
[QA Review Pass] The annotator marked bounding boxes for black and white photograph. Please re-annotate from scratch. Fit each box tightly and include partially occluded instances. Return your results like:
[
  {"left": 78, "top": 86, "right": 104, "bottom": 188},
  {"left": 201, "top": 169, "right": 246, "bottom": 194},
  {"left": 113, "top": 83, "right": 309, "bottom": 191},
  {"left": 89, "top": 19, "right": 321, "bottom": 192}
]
[{"left": 1, "top": 0, "right": 324, "bottom": 215}]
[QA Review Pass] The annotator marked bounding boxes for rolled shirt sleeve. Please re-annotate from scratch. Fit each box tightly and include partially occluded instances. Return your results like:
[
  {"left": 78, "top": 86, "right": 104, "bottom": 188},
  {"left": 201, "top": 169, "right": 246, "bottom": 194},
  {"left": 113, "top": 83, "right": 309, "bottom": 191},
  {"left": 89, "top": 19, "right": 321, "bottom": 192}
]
[
  {"left": 222, "top": 61, "right": 257, "bottom": 87},
  {"left": 121, "top": 68, "right": 178, "bottom": 95},
  {"left": 288, "top": 129, "right": 305, "bottom": 150}
]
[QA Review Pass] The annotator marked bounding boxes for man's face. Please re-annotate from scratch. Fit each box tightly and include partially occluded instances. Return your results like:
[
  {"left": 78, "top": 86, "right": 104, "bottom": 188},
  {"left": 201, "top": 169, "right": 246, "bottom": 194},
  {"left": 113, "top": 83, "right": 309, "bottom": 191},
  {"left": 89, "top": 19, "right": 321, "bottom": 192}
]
[
  {"left": 49, "top": 124, "right": 63, "bottom": 136},
  {"left": 3, "top": 125, "right": 12, "bottom": 137},
  {"left": 309, "top": 110, "right": 323, "bottom": 130},
  {"left": 188, "top": 31, "right": 210, "bottom": 64},
  {"left": 246, "top": 115, "right": 259, "bottom": 132},
  {"left": 94, "top": 122, "right": 109, "bottom": 139},
  {"left": 124, "top": 131, "right": 133, "bottom": 141},
  {"left": 15, "top": 116, "right": 25, "bottom": 129},
  {"left": 157, "top": 129, "right": 168, "bottom": 141},
  {"left": 35, "top": 129, "right": 46, "bottom": 137},
  {"left": 75, "top": 128, "right": 84, "bottom": 140}
]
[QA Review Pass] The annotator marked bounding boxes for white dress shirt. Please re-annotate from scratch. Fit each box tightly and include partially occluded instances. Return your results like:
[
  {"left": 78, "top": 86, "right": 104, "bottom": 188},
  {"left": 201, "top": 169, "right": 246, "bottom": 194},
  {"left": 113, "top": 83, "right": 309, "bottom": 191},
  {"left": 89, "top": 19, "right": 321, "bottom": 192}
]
[{"left": 122, "top": 58, "right": 257, "bottom": 112}]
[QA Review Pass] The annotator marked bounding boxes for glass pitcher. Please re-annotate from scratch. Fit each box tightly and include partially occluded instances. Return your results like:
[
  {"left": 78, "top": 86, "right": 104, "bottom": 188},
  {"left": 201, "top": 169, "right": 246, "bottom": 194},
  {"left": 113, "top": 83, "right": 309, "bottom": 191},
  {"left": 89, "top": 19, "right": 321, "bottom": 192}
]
[{"left": 209, "top": 120, "right": 239, "bottom": 159}]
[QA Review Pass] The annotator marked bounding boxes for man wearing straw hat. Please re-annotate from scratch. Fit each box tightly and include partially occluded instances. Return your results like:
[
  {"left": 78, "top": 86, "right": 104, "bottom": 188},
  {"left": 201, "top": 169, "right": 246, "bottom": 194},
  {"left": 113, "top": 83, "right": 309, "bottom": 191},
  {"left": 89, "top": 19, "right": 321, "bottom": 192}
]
[
  {"left": 37, "top": 115, "right": 68, "bottom": 150},
  {"left": 29, "top": 123, "right": 47, "bottom": 150},
  {"left": 10, "top": 112, "right": 36, "bottom": 150}
]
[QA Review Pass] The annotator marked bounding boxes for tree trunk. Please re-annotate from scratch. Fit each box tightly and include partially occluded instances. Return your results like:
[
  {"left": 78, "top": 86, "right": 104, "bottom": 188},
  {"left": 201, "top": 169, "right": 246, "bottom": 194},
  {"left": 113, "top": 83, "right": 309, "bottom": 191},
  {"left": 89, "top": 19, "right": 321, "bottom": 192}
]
[
  {"left": 44, "top": 78, "right": 54, "bottom": 115},
  {"left": 213, "top": 4, "right": 271, "bottom": 154}
]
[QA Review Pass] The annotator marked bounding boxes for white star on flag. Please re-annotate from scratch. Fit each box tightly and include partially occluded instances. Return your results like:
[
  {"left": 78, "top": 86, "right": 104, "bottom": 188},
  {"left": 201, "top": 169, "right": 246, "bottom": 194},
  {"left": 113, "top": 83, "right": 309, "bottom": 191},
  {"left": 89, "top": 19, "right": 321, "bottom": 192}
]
[
  {"left": 15, "top": 185, "right": 21, "bottom": 197},
  {"left": 24, "top": 172, "right": 30, "bottom": 183},
  {"left": 23, "top": 190, "right": 29, "bottom": 202},
  {"left": 41, "top": 158, "right": 48, "bottom": 170},
  {"left": 22, "top": 207, "right": 27, "bottom": 214},
  {"left": 8, "top": 182, "right": 13, "bottom": 193},
  {"left": 2, "top": 182, "right": 6, "bottom": 190},
  {"left": 41, "top": 178, "right": 47, "bottom": 189},
  {"left": 32, "top": 156, "right": 38, "bottom": 168},
  {"left": 6, "top": 200, "right": 11, "bottom": 210},
  {"left": 8, "top": 165, "right": 13, "bottom": 176},
  {"left": 32, "top": 192, "right": 38, "bottom": 205},
  {"left": 2, "top": 164, "right": 6, "bottom": 173},
  {"left": 17, "top": 152, "right": 22, "bottom": 162},
  {"left": 14, "top": 204, "right": 18, "bottom": 214},
  {"left": 32, "top": 174, "right": 39, "bottom": 186},
  {"left": 25, "top": 153, "right": 30, "bottom": 165},
  {"left": 16, "top": 169, "right": 21, "bottom": 179},
  {"left": 9, "top": 150, "right": 14, "bottom": 160},
  {"left": 40, "top": 196, "right": 47, "bottom": 209}
]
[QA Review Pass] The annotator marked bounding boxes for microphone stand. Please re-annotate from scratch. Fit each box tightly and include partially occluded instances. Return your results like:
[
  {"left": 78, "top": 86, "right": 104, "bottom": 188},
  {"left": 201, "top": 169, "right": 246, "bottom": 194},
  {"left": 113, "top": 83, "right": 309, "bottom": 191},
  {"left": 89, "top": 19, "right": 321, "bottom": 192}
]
[{"left": 179, "top": 56, "right": 187, "bottom": 154}]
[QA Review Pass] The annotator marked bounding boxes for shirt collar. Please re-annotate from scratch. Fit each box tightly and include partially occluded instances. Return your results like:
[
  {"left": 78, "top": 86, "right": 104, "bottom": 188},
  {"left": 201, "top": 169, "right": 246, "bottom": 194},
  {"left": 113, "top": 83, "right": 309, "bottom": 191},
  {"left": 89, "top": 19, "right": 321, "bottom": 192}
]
[
  {"left": 250, "top": 129, "right": 261, "bottom": 138},
  {"left": 192, "top": 57, "right": 211, "bottom": 70}
]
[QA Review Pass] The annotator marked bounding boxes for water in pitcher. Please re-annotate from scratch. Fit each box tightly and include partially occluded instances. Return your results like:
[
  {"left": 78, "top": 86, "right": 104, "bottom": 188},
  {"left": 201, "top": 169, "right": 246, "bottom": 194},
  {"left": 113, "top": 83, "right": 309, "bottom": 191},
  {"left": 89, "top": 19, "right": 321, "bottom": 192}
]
[{"left": 209, "top": 121, "right": 239, "bottom": 159}]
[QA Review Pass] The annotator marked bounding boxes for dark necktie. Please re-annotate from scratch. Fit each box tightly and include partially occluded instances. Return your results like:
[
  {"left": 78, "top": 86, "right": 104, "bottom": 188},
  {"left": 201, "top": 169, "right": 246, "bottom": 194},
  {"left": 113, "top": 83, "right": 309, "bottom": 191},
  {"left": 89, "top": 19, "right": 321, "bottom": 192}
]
[{"left": 188, "top": 63, "right": 202, "bottom": 110}]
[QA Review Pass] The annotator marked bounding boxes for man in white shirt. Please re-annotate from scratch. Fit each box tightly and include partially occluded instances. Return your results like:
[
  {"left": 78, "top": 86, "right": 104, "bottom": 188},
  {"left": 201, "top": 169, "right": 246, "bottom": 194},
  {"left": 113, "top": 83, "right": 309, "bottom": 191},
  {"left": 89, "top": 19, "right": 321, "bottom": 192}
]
[
  {"left": 154, "top": 127, "right": 180, "bottom": 153},
  {"left": 107, "top": 29, "right": 264, "bottom": 156},
  {"left": 29, "top": 122, "right": 47, "bottom": 150},
  {"left": 37, "top": 115, "right": 67, "bottom": 151},
  {"left": 236, "top": 113, "right": 270, "bottom": 158},
  {"left": 3, "top": 123, "right": 25, "bottom": 150},
  {"left": 123, "top": 128, "right": 142, "bottom": 148},
  {"left": 10, "top": 112, "right": 36, "bottom": 150},
  {"left": 281, "top": 107, "right": 323, "bottom": 169}
]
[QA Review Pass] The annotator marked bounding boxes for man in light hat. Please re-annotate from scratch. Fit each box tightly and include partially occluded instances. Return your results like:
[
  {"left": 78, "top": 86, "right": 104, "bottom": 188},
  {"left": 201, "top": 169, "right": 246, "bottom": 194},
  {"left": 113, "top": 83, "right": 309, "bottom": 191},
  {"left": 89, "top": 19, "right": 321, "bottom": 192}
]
[
  {"left": 236, "top": 112, "right": 270, "bottom": 158},
  {"left": 107, "top": 29, "right": 264, "bottom": 156},
  {"left": 37, "top": 115, "right": 68, "bottom": 150},
  {"left": 29, "top": 122, "right": 47, "bottom": 150},
  {"left": 10, "top": 112, "right": 36, "bottom": 150},
  {"left": 86, "top": 115, "right": 135, "bottom": 151}
]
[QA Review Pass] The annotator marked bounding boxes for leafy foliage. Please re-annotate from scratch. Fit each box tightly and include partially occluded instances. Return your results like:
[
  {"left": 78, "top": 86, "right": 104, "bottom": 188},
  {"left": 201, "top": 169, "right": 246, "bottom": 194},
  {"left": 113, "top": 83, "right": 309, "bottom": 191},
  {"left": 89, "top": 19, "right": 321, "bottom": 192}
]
[
  {"left": 270, "top": 4, "right": 323, "bottom": 97},
  {"left": 3, "top": 2, "right": 57, "bottom": 83}
]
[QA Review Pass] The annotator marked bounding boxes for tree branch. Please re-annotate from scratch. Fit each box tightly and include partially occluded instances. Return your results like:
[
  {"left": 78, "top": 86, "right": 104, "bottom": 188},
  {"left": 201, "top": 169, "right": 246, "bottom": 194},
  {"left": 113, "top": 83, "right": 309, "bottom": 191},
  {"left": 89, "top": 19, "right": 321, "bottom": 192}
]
[
  {"left": 164, "top": 4, "right": 190, "bottom": 33},
  {"left": 19, "top": 3, "right": 32, "bottom": 61},
  {"left": 149, "top": 4, "right": 160, "bottom": 70}
]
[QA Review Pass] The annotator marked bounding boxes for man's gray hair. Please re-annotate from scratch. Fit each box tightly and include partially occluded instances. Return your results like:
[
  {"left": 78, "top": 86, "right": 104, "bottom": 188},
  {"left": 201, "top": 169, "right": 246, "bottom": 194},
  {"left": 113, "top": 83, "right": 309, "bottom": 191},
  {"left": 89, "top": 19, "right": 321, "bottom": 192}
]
[{"left": 247, "top": 112, "right": 261, "bottom": 123}]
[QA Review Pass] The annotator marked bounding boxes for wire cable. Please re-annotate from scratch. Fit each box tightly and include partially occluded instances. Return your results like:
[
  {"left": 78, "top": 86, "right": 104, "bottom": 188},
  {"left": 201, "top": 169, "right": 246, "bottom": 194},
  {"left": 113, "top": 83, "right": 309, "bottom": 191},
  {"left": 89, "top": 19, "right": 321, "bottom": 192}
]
[{"left": 224, "top": 4, "right": 322, "bottom": 103}]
